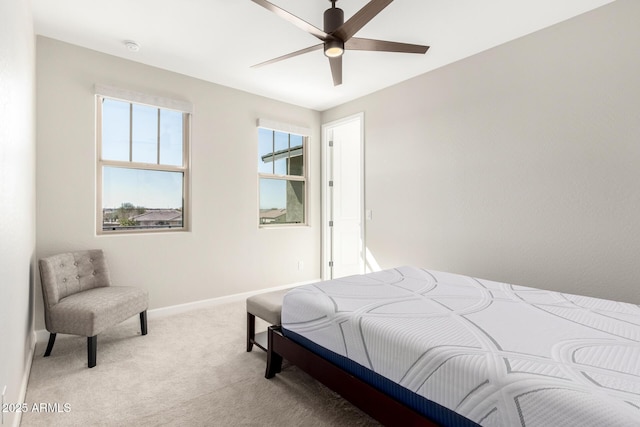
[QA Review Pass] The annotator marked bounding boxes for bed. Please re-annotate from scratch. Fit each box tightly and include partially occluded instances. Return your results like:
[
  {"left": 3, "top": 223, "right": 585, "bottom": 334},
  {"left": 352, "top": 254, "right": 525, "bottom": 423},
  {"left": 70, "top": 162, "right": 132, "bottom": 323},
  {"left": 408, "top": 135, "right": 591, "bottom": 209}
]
[{"left": 266, "top": 266, "right": 640, "bottom": 426}]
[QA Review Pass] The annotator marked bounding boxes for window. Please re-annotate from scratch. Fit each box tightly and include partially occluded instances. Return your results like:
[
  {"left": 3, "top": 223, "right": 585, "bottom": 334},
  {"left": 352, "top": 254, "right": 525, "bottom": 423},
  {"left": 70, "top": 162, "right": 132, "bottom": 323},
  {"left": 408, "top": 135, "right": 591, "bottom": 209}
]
[
  {"left": 96, "top": 88, "right": 190, "bottom": 233},
  {"left": 258, "top": 126, "right": 308, "bottom": 226}
]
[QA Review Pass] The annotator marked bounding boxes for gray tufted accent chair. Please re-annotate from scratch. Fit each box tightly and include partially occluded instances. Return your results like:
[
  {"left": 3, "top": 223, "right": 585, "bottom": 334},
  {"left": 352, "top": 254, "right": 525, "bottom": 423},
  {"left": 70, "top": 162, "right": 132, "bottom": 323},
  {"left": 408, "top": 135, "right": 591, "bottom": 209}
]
[{"left": 38, "top": 249, "right": 148, "bottom": 368}]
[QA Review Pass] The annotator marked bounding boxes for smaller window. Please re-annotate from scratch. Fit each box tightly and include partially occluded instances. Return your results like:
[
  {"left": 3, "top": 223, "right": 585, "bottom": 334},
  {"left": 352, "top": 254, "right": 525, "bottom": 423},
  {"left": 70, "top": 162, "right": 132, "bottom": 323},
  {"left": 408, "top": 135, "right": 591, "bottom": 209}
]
[{"left": 258, "top": 128, "right": 307, "bottom": 226}]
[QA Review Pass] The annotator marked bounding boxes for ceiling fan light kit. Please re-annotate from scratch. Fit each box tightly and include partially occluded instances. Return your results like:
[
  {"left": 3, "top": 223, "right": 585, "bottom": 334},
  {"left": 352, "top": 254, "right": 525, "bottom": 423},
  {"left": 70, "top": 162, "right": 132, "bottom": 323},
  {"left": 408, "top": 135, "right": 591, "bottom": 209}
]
[
  {"left": 251, "top": 0, "right": 429, "bottom": 86},
  {"left": 324, "top": 39, "right": 344, "bottom": 58}
]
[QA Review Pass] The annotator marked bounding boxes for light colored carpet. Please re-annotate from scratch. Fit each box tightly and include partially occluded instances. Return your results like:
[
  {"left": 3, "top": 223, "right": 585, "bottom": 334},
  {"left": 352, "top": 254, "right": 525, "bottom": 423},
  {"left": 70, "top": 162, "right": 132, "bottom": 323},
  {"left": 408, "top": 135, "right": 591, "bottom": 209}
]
[{"left": 21, "top": 300, "right": 379, "bottom": 426}]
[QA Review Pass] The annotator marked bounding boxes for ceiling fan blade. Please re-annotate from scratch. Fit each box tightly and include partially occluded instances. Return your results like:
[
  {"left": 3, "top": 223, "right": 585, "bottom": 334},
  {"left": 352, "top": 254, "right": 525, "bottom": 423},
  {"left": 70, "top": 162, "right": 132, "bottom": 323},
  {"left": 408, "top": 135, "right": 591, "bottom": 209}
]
[
  {"left": 329, "top": 56, "right": 342, "bottom": 86},
  {"left": 345, "top": 37, "right": 429, "bottom": 54},
  {"left": 251, "top": 44, "right": 324, "bottom": 68},
  {"left": 251, "top": 0, "right": 329, "bottom": 41},
  {"left": 332, "top": 0, "right": 393, "bottom": 42}
]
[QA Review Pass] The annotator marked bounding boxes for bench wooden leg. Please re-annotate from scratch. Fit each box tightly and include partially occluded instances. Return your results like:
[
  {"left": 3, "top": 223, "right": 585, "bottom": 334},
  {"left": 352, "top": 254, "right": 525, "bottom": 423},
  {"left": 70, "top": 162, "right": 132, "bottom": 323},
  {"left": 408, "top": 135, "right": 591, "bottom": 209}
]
[{"left": 247, "top": 312, "right": 255, "bottom": 352}]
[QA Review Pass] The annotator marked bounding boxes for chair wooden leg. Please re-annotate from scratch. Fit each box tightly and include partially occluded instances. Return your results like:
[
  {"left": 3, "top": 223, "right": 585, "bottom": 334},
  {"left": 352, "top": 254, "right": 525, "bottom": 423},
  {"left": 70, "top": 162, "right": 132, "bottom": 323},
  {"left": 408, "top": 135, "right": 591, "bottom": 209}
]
[
  {"left": 140, "top": 311, "right": 148, "bottom": 335},
  {"left": 88, "top": 336, "right": 97, "bottom": 368},
  {"left": 44, "top": 333, "right": 57, "bottom": 357},
  {"left": 247, "top": 312, "right": 255, "bottom": 352}
]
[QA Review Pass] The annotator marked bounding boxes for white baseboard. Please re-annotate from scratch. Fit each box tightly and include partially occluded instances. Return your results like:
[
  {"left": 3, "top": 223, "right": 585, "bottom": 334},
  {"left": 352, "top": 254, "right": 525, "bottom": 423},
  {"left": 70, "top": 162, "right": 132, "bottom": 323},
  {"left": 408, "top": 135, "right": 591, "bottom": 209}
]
[
  {"left": 34, "top": 328, "right": 49, "bottom": 344},
  {"left": 33, "top": 279, "right": 320, "bottom": 342},
  {"left": 12, "top": 331, "right": 36, "bottom": 427}
]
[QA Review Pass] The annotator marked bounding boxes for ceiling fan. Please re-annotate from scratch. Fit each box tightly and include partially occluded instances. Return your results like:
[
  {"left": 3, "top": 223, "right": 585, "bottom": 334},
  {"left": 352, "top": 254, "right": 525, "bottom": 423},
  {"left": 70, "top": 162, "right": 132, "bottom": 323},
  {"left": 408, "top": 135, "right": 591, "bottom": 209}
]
[{"left": 250, "top": 0, "right": 430, "bottom": 86}]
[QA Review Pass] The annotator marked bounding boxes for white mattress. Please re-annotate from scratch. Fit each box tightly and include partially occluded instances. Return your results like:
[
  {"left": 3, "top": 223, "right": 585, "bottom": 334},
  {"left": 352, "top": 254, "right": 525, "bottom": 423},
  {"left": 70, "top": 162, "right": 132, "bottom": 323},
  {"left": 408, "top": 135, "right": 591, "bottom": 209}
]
[{"left": 281, "top": 266, "right": 640, "bottom": 426}]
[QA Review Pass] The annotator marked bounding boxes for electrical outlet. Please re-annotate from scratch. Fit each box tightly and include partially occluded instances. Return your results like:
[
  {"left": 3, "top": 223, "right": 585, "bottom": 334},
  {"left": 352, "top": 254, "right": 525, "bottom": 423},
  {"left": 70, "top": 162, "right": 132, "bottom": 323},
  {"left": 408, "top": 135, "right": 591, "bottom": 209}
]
[{"left": 298, "top": 260, "right": 304, "bottom": 271}]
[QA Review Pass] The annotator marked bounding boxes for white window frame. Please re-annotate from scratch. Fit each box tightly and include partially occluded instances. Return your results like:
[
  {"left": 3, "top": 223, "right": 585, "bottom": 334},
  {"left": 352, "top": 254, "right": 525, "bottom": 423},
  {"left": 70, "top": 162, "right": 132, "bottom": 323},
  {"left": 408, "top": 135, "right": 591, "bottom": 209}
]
[
  {"left": 95, "top": 85, "right": 192, "bottom": 234},
  {"left": 257, "top": 119, "right": 310, "bottom": 228}
]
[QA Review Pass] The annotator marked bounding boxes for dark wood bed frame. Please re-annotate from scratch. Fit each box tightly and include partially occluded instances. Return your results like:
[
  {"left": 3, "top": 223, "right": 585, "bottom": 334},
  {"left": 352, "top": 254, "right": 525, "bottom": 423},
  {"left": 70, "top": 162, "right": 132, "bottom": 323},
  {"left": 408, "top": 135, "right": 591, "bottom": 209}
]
[{"left": 265, "top": 325, "right": 438, "bottom": 426}]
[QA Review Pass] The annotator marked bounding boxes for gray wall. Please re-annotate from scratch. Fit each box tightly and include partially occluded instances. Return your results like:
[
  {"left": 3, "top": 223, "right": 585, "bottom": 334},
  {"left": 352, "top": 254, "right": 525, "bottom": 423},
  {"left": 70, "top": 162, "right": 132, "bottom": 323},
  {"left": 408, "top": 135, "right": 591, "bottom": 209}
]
[
  {"left": 0, "top": 0, "right": 36, "bottom": 424},
  {"left": 36, "top": 37, "right": 321, "bottom": 329},
  {"left": 323, "top": 0, "right": 640, "bottom": 304}
]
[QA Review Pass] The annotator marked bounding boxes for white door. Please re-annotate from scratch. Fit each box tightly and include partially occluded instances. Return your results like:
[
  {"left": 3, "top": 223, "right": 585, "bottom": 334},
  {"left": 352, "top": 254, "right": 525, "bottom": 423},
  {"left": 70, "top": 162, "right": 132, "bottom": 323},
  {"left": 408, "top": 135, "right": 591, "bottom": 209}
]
[{"left": 322, "top": 114, "right": 364, "bottom": 279}]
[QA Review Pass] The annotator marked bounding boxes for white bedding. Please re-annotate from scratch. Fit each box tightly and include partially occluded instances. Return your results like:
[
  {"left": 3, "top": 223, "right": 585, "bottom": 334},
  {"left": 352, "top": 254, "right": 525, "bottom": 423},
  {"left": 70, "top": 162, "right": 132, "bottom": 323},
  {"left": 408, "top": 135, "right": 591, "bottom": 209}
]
[{"left": 281, "top": 266, "right": 640, "bottom": 426}]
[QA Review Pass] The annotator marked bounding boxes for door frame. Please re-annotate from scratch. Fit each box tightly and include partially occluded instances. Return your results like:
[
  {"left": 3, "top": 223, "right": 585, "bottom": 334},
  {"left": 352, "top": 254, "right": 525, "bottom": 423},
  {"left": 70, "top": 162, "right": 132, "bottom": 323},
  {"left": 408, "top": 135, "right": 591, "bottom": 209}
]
[{"left": 321, "top": 112, "right": 365, "bottom": 280}]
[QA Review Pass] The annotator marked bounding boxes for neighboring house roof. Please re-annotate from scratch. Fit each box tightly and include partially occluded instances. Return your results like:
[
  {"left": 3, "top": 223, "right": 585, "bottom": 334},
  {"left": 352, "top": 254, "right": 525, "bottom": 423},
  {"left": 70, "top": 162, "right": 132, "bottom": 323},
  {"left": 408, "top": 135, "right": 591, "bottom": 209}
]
[
  {"left": 131, "top": 210, "right": 182, "bottom": 222},
  {"left": 259, "top": 209, "right": 286, "bottom": 219},
  {"left": 261, "top": 147, "right": 303, "bottom": 163}
]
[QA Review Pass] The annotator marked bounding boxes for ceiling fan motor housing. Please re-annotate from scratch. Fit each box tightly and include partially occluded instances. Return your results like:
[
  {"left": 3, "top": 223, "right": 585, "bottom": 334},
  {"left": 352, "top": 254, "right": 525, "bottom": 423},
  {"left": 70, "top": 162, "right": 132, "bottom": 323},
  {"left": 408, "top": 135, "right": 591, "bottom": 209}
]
[{"left": 324, "top": 6, "right": 344, "bottom": 34}]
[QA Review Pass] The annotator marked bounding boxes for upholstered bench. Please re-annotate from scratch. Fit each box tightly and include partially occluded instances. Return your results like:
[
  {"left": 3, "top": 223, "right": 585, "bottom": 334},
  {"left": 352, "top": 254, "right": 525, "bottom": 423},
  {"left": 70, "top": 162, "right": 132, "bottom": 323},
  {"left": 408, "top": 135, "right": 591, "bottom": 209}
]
[{"left": 246, "top": 288, "right": 289, "bottom": 352}]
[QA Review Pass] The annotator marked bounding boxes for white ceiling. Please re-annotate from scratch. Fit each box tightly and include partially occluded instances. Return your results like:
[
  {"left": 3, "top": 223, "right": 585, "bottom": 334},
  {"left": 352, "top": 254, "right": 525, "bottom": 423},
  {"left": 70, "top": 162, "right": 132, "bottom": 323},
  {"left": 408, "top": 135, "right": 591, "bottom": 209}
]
[{"left": 31, "top": 0, "right": 614, "bottom": 111}]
